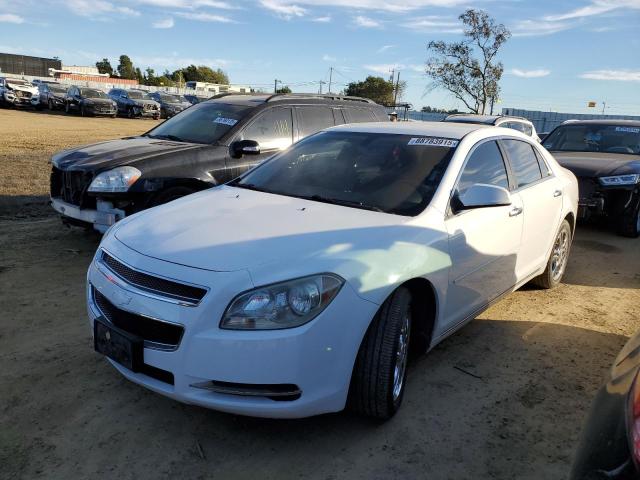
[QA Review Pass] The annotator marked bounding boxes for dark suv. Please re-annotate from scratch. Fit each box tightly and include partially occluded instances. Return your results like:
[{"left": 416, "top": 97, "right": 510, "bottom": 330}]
[{"left": 49, "top": 93, "right": 388, "bottom": 232}]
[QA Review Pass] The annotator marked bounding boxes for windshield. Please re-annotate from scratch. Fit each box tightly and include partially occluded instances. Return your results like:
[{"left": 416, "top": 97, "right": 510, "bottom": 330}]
[
  {"left": 127, "top": 90, "right": 151, "bottom": 100},
  {"left": 146, "top": 102, "right": 252, "bottom": 144},
  {"left": 81, "top": 89, "right": 107, "bottom": 99},
  {"left": 233, "top": 131, "right": 456, "bottom": 216},
  {"left": 159, "top": 94, "right": 181, "bottom": 103},
  {"left": 543, "top": 124, "right": 640, "bottom": 155},
  {"left": 49, "top": 85, "right": 67, "bottom": 94}
]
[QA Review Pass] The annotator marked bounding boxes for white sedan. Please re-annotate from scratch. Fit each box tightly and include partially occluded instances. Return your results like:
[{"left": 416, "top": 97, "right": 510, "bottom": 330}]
[{"left": 87, "top": 122, "right": 578, "bottom": 419}]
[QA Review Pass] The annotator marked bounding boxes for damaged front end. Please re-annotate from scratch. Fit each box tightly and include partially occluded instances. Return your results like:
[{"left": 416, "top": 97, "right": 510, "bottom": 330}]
[{"left": 3, "top": 81, "right": 38, "bottom": 107}]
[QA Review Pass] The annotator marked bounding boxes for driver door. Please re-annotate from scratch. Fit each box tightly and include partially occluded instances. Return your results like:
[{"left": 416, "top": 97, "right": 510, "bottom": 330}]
[
  {"left": 227, "top": 107, "right": 294, "bottom": 178},
  {"left": 443, "top": 139, "right": 524, "bottom": 329}
]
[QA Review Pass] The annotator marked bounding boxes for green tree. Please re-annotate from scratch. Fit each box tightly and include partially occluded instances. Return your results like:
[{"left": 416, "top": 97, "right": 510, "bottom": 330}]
[
  {"left": 345, "top": 76, "right": 394, "bottom": 105},
  {"left": 425, "top": 9, "right": 510, "bottom": 114},
  {"left": 173, "top": 64, "right": 229, "bottom": 84},
  {"left": 135, "top": 67, "right": 144, "bottom": 84},
  {"left": 276, "top": 85, "right": 292, "bottom": 94},
  {"left": 96, "top": 58, "right": 114, "bottom": 76},
  {"left": 116, "top": 55, "right": 137, "bottom": 80}
]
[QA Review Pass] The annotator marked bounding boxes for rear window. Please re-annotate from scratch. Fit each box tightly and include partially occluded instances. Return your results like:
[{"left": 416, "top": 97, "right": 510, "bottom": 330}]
[{"left": 345, "top": 108, "right": 375, "bottom": 123}]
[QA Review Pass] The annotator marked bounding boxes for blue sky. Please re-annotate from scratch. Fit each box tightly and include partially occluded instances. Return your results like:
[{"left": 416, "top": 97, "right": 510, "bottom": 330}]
[{"left": 1, "top": 0, "right": 639, "bottom": 114}]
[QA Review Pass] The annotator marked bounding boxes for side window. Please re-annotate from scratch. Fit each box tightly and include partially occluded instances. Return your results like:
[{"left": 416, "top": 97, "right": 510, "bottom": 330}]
[
  {"left": 533, "top": 148, "right": 552, "bottom": 177},
  {"left": 345, "top": 108, "right": 374, "bottom": 123},
  {"left": 297, "top": 106, "right": 335, "bottom": 138},
  {"left": 522, "top": 123, "right": 533, "bottom": 136},
  {"left": 242, "top": 107, "right": 293, "bottom": 151},
  {"left": 502, "top": 139, "right": 543, "bottom": 188},
  {"left": 457, "top": 141, "right": 509, "bottom": 195}
]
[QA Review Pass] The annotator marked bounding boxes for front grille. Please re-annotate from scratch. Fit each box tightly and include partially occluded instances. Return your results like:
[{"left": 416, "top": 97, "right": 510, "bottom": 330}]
[
  {"left": 92, "top": 287, "right": 184, "bottom": 349},
  {"left": 101, "top": 251, "right": 207, "bottom": 305},
  {"left": 577, "top": 177, "right": 599, "bottom": 201},
  {"left": 15, "top": 90, "right": 31, "bottom": 99},
  {"left": 50, "top": 166, "right": 94, "bottom": 207},
  {"left": 143, "top": 103, "right": 157, "bottom": 111}
]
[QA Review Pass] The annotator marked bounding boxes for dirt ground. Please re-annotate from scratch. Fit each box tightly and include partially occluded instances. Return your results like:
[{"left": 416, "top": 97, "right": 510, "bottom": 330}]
[{"left": 1, "top": 108, "right": 639, "bottom": 480}]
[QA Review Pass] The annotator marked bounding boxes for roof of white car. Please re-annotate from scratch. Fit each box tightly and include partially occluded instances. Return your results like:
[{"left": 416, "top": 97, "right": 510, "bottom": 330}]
[{"left": 330, "top": 121, "right": 491, "bottom": 139}]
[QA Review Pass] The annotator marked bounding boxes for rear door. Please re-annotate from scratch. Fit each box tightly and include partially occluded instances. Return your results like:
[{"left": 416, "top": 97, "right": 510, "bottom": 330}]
[
  {"left": 443, "top": 139, "right": 524, "bottom": 328},
  {"left": 500, "top": 138, "right": 562, "bottom": 280}
]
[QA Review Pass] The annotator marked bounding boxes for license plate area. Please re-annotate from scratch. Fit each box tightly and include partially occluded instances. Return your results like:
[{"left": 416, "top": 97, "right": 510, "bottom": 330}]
[{"left": 94, "top": 317, "right": 143, "bottom": 372}]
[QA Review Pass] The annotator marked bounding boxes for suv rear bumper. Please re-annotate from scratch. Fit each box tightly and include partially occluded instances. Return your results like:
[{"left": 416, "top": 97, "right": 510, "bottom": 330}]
[{"left": 51, "top": 197, "right": 125, "bottom": 233}]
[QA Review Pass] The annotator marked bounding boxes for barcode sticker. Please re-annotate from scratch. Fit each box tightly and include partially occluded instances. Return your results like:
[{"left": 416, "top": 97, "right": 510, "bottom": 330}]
[
  {"left": 408, "top": 137, "right": 459, "bottom": 147},
  {"left": 213, "top": 117, "right": 238, "bottom": 126}
]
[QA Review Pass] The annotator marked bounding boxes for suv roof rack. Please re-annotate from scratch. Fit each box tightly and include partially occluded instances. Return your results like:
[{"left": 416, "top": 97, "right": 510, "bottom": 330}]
[{"left": 264, "top": 93, "right": 375, "bottom": 104}]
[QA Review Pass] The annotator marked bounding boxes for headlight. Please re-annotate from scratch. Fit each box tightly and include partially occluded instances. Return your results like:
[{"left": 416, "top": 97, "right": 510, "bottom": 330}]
[
  {"left": 599, "top": 174, "right": 640, "bottom": 186},
  {"left": 88, "top": 166, "right": 141, "bottom": 193},
  {"left": 220, "top": 274, "right": 344, "bottom": 330}
]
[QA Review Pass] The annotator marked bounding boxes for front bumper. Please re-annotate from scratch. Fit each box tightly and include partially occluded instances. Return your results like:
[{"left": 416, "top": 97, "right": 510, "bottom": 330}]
[
  {"left": 576, "top": 177, "right": 639, "bottom": 219},
  {"left": 51, "top": 197, "right": 125, "bottom": 233},
  {"left": 3, "top": 92, "right": 33, "bottom": 106},
  {"left": 85, "top": 105, "right": 117, "bottom": 116},
  {"left": 86, "top": 239, "right": 378, "bottom": 418}
]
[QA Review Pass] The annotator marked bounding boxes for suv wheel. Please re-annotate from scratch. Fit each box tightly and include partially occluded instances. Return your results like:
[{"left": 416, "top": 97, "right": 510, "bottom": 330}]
[
  {"left": 64, "top": 102, "right": 70, "bottom": 114},
  {"left": 348, "top": 286, "right": 412, "bottom": 420},
  {"left": 617, "top": 196, "right": 640, "bottom": 238},
  {"left": 127, "top": 107, "right": 136, "bottom": 119},
  {"left": 48, "top": 99, "right": 54, "bottom": 111}
]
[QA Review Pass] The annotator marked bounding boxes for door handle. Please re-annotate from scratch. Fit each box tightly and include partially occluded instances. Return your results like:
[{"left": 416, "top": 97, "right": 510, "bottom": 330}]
[
  {"left": 553, "top": 190, "right": 563, "bottom": 197},
  {"left": 509, "top": 206, "right": 523, "bottom": 217}
]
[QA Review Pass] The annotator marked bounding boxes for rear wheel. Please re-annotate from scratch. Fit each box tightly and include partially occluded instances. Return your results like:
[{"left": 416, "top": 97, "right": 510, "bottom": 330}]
[
  {"left": 149, "top": 186, "right": 196, "bottom": 208},
  {"left": 127, "top": 107, "right": 136, "bottom": 119},
  {"left": 349, "top": 287, "right": 412, "bottom": 420},
  {"left": 532, "top": 219, "right": 572, "bottom": 289},
  {"left": 617, "top": 197, "right": 640, "bottom": 238}
]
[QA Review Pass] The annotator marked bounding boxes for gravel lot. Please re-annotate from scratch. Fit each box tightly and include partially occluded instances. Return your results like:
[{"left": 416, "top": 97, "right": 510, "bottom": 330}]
[{"left": 1, "top": 108, "right": 639, "bottom": 480}]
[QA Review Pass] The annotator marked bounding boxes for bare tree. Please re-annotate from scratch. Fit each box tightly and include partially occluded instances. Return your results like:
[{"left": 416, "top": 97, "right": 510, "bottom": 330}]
[{"left": 425, "top": 9, "right": 510, "bottom": 114}]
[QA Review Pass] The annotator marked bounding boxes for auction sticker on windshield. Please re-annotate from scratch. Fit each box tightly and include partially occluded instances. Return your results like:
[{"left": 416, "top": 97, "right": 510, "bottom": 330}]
[
  {"left": 408, "top": 137, "right": 459, "bottom": 147},
  {"left": 213, "top": 117, "right": 238, "bottom": 126}
]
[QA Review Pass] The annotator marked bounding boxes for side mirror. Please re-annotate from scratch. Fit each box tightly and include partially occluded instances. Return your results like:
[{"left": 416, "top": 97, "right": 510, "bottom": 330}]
[
  {"left": 231, "top": 140, "right": 260, "bottom": 158},
  {"left": 455, "top": 184, "right": 512, "bottom": 211}
]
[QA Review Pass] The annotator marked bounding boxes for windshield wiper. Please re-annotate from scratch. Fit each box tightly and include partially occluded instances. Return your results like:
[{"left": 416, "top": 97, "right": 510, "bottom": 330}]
[
  {"left": 304, "top": 195, "right": 385, "bottom": 213},
  {"left": 231, "top": 182, "right": 274, "bottom": 194},
  {"left": 146, "top": 134, "right": 187, "bottom": 142}
]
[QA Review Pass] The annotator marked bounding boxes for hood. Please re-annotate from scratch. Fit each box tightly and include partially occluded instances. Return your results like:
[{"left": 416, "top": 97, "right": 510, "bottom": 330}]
[
  {"left": 51, "top": 136, "right": 207, "bottom": 171},
  {"left": 83, "top": 98, "right": 114, "bottom": 105},
  {"left": 550, "top": 151, "right": 640, "bottom": 177},
  {"left": 6, "top": 82, "right": 38, "bottom": 95},
  {"left": 113, "top": 186, "right": 423, "bottom": 272},
  {"left": 133, "top": 99, "right": 159, "bottom": 107}
]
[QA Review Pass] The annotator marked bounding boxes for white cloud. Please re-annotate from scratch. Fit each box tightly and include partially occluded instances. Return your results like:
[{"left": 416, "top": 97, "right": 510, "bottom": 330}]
[
  {"left": 544, "top": 0, "right": 640, "bottom": 21},
  {"left": 353, "top": 15, "right": 380, "bottom": 28},
  {"left": 363, "top": 63, "right": 423, "bottom": 74},
  {"left": 511, "top": 19, "right": 573, "bottom": 37},
  {"left": 266, "top": 0, "right": 467, "bottom": 13},
  {"left": 376, "top": 44, "right": 394, "bottom": 53},
  {"left": 175, "top": 11, "right": 235, "bottom": 22},
  {"left": 65, "top": 0, "right": 141, "bottom": 18},
  {"left": 153, "top": 17, "right": 174, "bottom": 28},
  {"left": 133, "top": 54, "right": 232, "bottom": 70},
  {"left": 312, "top": 15, "right": 331, "bottom": 22},
  {"left": 135, "top": 0, "right": 240, "bottom": 9},
  {"left": 260, "top": 0, "right": 307, "bottom": 19},
  {"left": 580, "top": 70, "right": 640, "bottom": 82},
  {"left": 402, "top": 15, "right": 460, "bottom": 32},
  {"left": 322, "top": 54, "right": 336, "bottom": 62},
  {"left": 0, "top": 13, "right": 24, "bottom": 23},
  {"left": 508, "top": 68, "right": 551, "bottom": 78}
]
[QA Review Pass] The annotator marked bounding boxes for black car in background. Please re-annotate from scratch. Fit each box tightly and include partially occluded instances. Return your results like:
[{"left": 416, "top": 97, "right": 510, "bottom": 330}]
[
  {"left": 543, "top": 120, "right": 640, "bottom": 237},
  {"left": 148, "top": 92, "right": 192, "bottom": 118},
  {"left": 37, "top": 82, "right": 67, "bottom": 110},
  {"left": 49, "top": 93, "right": 388, "bottom": 232},
  {"left": 183, "top": 94, "right": 206, "bottom": 105},
  {"left": 64, "top": 86, "right": 118, "bottom": 117},
  {"left": 571, "top": 329, "right": 640, "bottom": 480}
]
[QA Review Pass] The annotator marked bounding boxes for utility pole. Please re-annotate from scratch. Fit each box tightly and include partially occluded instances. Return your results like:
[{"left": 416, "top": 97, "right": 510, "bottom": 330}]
[
  {"left": 274, "top": 79, "right": 280, "bottom": 93},
  {"left": 328, "top": 67, "right": 333, "bottom": 94},
  {"left": 318, "top": 80, "right": 326, "bottom": 94},
  {"left": 602, "top": 101, "right": 606, "bottom": 115},
  {"left": 393, "top": 71, "right": 400, "bottom": 106}
]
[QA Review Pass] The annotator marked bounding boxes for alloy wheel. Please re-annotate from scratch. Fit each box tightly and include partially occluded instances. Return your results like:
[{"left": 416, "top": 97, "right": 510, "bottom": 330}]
[
  {"left": 392, "top": 310, "right": 411, "bottom": 401},
  {"left": 550, "top": 229, "right": 569, "bottom": 282}
]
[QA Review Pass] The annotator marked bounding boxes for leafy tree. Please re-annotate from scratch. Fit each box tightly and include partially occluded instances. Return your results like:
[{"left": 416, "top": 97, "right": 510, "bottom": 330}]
[
  {"left": 425, "top": 9, "right": 510, "bottom": 114},
  {"left": 276, "top": 85, "right": 292, "bottom": 94},
  {"left": 135, "top": 67, "right": 144, "bottom": 84},
  {"left": 116, "top": 55, "right": 137, "bottom": 80},
  {"left": 96, "top": 58, "right": 114, "bottom": 76},
  {"left": 345, "top": 76, "right": 394, "bottom": 105},
  {"left": 173, "top": 65, "right": 229, "bottom": 84}
]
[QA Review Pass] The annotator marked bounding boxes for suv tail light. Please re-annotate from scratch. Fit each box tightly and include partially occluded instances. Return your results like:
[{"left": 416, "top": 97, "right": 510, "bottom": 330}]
[{"left": 628, "top": 370, "right": 640, "bottom": 467}]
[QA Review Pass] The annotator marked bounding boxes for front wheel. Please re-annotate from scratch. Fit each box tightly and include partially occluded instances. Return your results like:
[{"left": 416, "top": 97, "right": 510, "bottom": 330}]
[
  {"left": 348, "top": 287, "right": 412, "bottom": 420},
  {"left": 617, "top": 196, "right": 640, "bottom": 238},
  {"left": 532, "top": 219, "right": 572, "bottom": 289}
]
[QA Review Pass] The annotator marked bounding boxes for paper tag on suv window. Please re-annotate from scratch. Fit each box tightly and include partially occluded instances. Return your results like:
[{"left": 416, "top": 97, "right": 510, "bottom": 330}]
[
  {"left": 213, "top": 117, "right": 238, "bottom": 126},
  {"left": 408, "top": 137, "right": 459, "bottom": 147},
  {"left": 615, "top": 126, "right": 640, "bottom": 133}
]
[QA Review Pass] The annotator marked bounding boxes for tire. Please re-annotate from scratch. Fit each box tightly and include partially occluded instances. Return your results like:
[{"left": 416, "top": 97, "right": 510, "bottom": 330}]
[
  {"left": 149, "top": 186, "right": 196, "bottom": 208},
  {"left": 80, "top": 105, "right": 86, "bottom": 117},
  {"left": 127, "top": 107, "right": 136, "bottom": 119},
  {"left": 111, "top": 114, "right": 117, "bottom": 119},
  {"left": 532, "top": 219, "right": 572, "bottom": 289},
  {"left": 616, "top": 197, "right": 640, "bottom": 238},
  {"left": 348, "top": 287, "right": 412, "bottom": 420},
  {"left": 48, "top": 99, "right": 54, "bottom": 111},
  {"left": 64, "top": 102, "right": 70, "bottom": 114}
]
